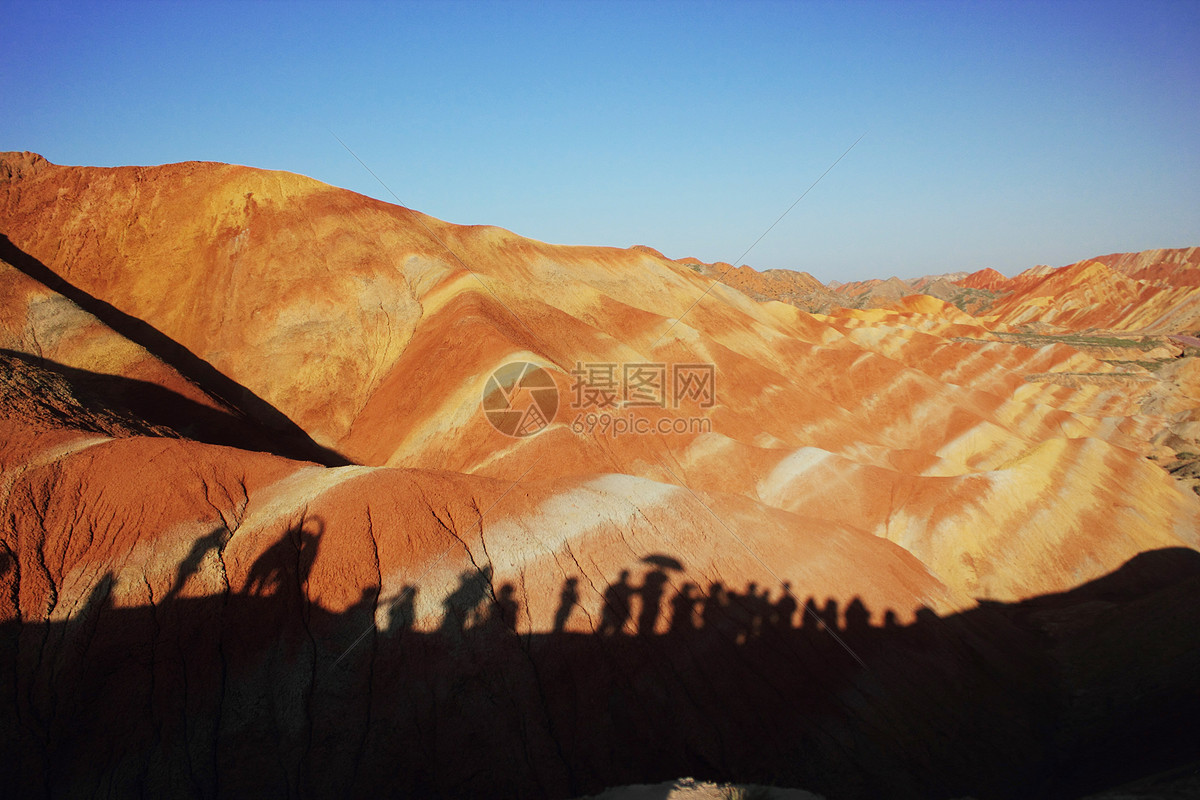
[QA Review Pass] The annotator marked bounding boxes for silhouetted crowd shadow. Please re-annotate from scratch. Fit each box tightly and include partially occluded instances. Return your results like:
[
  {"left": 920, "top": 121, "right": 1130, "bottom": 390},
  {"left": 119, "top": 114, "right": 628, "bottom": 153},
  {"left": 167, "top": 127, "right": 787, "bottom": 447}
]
[
  {"left": 568, "top": 565, "right": 873, "bottom": 648},
  {"left": 3, "top": 523, "right": 1199, "bottom": 800}
]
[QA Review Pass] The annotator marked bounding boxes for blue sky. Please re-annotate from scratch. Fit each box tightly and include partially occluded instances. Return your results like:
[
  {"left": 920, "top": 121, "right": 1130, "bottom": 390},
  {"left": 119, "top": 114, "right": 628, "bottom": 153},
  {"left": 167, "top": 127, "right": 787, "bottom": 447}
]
[{"left": 4, "top": 0, "right": 1198, "bottom": 281}]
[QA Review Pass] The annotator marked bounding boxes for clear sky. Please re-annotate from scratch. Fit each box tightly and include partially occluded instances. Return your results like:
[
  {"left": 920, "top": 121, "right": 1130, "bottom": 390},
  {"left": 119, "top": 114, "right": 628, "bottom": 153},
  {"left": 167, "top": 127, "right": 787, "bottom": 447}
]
[{"left": 4, "top": 0, "right": 1198, "bottom": 281}]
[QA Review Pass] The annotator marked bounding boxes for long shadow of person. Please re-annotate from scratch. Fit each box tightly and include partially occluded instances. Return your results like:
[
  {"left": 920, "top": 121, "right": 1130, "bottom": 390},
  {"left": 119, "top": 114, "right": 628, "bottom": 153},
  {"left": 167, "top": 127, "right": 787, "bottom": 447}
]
[
  {"left": 746, "top": 581, "right": 772, "bottom": 640},
  {"left": 439, "top": 566, "right": 494, "bottom": 637},
  {"left": 78, "top": 571, "right": 115, "bottom": 620},
  {"left": 295, "top": 521, "right": 323, "bottom": 587},
  {"left": 728, "top": 582, "right": 764, "bottom": 644},
  {"left": 553, "top": 577, "right": 579, "bottom": 633},
  {"left": 387, "top": 584, "right": 418, "bottom": 634},
  {"left": 243, "top": 518, "right": 324, "bottom": 597},
  {"left": 50, "top": 571, "right": 117, "bottom": 714},
  {"left": 843, "top": 596, "right": 871, "bottom": 649},
  {"left": 844, "top": 596, "right": 870, "bottom": 634},
  {"left": 668, "top": 582, "right": 699, "bottom": 636},
  {"left": 725, "top": 584, "right": 748, "bottom": 643},
  {"left": 486, "top": 583, "right": 519, "bottom": 633},
  {"left": 774, "top": 581, "right": 798, "bottom": 632},
  {"left": 801, "top": 595, "right": 821, "bottom": 630},
  {"left": 637, "top": 568, "right": 668, "bottom": 636},
  {"left": 820, "top": 597, "right": 841, "bottom": 632},
  {"left": 701, "top": 581, "right": 731, "bottom": 641},
  {"left": 165, "top": 525, "right": 230, "bottom": 601},
  {"left": 598, "top": 570, "right": 634, "bottom": 636}
]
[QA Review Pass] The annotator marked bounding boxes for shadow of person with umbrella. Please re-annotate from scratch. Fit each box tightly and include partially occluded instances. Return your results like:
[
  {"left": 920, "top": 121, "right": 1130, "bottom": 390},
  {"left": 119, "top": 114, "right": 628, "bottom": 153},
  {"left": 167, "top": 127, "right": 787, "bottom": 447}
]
[{"left": 637, "top": 554, "right": 684, "bottom": 636}]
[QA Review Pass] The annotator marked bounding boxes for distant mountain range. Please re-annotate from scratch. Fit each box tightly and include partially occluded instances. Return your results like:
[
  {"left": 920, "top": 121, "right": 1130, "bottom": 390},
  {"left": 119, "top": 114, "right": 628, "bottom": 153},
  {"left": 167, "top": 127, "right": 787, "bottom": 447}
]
[{"left": 687, "top": 247, "right": 1200, "bottom": 329}]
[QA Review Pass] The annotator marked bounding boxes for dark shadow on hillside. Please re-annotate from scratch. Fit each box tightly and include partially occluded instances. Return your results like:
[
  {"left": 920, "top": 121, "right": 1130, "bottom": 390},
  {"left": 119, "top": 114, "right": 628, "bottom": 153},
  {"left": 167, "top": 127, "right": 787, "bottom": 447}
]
[
  {"left": 2, "top": 546, "right": 1199, "bottom": 800},
  {"left": 0, "top": 348, "right": 334, "bottom": 458},
  {"left": 0, "top": 235, "right": 351, "bottom": 466}
]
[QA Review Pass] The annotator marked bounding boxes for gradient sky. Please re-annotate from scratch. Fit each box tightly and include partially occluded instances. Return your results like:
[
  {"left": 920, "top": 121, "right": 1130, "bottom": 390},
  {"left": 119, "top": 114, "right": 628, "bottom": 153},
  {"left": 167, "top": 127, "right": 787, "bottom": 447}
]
[{"left": 4, "top": 0, "right": 1198, "bottom": 281}]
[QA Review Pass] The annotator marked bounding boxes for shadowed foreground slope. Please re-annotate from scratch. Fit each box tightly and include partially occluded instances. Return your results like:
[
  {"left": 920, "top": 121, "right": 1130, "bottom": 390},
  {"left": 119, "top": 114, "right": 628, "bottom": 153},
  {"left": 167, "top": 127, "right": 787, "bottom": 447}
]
[
  {"left": 2, "top": 542, "right": 1198, "bottom": 800},
  {"left": 0, "top": 235, "right": 350, "bottom": 466}
]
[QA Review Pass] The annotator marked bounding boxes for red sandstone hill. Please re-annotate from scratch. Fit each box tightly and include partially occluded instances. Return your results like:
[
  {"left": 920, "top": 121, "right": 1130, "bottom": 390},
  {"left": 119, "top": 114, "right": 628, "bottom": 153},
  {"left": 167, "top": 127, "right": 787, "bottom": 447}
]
[
  {"left": 2, "top": 152, "right": 1198, "bottom": 799},
  {"left": 958, "top": 267, "right": 1009, "bottom": 292},
  {"left": 732, "top": 247, "right": 1200, "bottom": 335},
  {"left": 984, "top": 253, "right": 1200, "bottom": 332},
  {"left": 680, "top": 260, "right": 841, "bottom": 313},
  {"left": 1090, "top": 246, "right": 1200, "bottom": 288}
]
